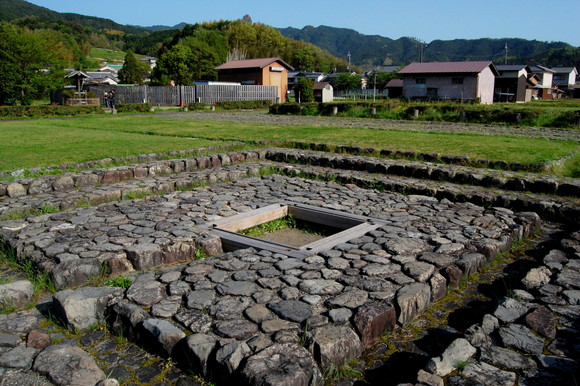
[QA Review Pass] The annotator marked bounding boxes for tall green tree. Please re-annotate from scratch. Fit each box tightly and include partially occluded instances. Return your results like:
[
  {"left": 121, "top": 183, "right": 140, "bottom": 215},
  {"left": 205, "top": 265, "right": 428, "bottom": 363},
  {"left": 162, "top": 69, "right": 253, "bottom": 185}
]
[
  {"left": 152, "top": 44, "right": 194, "bottom": 85},
  {"left": 367, "top": 71, "right": 399, "bottom": 92},
  {"left": 118, "top": 49, "right": 148, "bottom": 84},
  {"left": 0, "top": 22, "right": 69, "bottom": 105},
  {"left": 293, "top": 78, "right": 314, "bottom": 102},
  {"left": 333, "top": 73, "right": 362, "bottom": 92}
]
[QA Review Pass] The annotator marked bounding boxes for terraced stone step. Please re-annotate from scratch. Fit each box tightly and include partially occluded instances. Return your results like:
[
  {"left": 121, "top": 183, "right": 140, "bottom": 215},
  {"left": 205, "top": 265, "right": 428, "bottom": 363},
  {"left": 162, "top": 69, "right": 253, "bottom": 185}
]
[{"left": 265, "top": 148, "right": 580, "bottom": 198}]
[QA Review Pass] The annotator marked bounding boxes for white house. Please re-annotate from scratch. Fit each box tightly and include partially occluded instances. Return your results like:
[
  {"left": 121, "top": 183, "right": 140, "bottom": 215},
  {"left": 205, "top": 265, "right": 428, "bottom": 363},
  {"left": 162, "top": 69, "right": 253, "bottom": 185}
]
[
  {"left": 398, "top": 61, "right": 499, "bottom": 104},
  {"left": 529, "top": 65, "right": 555, "bottom": 99},
  {"left": 552, "top": 66, "right": 578, "bottom": 87},
  {"left": 551, "top": 66, "right": 578, "bottom": 96}
]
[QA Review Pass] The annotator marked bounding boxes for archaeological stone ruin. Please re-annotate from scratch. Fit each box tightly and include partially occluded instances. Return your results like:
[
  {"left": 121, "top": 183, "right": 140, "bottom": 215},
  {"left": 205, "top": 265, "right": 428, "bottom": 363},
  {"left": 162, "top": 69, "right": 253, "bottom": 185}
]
[{"left": 0, "top": 140, "right": 578, "bottom": 385}]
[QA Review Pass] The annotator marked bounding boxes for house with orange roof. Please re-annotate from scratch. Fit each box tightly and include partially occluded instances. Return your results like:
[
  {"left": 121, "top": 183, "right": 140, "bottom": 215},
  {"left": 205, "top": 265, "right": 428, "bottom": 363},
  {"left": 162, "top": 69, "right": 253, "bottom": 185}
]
[{"left": 215, "top": 58, "right": 294, "bottom": 102}]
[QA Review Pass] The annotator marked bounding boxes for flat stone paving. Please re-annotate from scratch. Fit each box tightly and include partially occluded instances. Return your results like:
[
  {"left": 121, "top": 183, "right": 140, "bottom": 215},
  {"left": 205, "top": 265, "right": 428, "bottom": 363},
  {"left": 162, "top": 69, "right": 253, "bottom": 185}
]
[
  {"left": 0, "top": 142, "right": 577, "bottom": 385},
  {"left": 0, "top": 170, "right": 541, "bottom": 385}
]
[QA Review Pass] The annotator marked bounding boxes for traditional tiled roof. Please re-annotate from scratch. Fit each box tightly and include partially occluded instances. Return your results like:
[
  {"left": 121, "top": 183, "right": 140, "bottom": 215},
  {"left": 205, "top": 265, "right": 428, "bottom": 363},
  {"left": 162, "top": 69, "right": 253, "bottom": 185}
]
[
  {"left": 215, "top": 58, "right": 294, "bottom": 71},
  {"left": 377, "top": 65, "right": 401, "bottom": 73},
  {"left": 529, "top": 65, "right": 555, "bottom": 73},
  {"left": 399, "top": 61, "right": 498, "bottom": 75},
  {"left": 64, "top": 70, "right": 90, "bottom": 79},
  {"left": 313, "top": 82, "right": 331, "bottom": 90},
  {"left": 386, "top": 79, "right": 403, "bottom": 87},
  {"left": 551, "top": 66, "right": 578, "bottom": 74},
  {"left": 496, "top": 64, "right": 530, "bottom": 72}
]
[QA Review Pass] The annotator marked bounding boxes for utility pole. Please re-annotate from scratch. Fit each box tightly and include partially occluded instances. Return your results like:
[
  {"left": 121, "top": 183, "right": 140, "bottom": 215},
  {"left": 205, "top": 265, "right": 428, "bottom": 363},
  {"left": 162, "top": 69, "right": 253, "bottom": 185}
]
[
  {"left": 347, "top": 51, "right": 351, "bottom": 71},
  {"left": 504, "top": 43, "right": 509, "bottom": 65},
  {"left": 373, "top": 71, "right": 377, "bottom": 102},
  {"left": 416, "top": 40, "right": 427, "bottom": 63}
]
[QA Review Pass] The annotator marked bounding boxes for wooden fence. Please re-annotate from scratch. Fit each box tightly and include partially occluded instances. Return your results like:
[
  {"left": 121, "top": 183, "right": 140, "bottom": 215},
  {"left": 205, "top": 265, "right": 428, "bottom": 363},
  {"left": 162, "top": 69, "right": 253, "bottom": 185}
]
[
  {"left": 195, "top": 85, "right": 278, "bottom": 104},
  {"left": 87, "top": 85, "right": 277, "bottom": 106}
]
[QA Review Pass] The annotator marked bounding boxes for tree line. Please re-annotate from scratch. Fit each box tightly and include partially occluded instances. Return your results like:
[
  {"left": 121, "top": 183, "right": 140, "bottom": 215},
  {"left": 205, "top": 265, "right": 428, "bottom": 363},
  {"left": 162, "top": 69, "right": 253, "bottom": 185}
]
[{"left": 148, "top": 19, "right": 354, "bottom": 85}]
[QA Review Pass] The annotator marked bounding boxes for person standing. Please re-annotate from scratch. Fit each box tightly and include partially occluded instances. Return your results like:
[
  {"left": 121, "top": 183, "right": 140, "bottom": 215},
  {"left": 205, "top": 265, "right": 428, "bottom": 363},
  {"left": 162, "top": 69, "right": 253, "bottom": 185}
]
[
  {"left": 103, "top": 91, "right": 109, "bottom": 108},
  {"left": 109, "top": 89, "right": 117, "bottom": 113}
]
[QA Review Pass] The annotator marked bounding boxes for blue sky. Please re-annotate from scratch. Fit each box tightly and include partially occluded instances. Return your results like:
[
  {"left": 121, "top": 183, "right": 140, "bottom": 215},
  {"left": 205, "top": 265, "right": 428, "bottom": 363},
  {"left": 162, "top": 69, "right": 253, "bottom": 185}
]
[{"left": 28, "top": 0, "right": 580, "bottom": 46}]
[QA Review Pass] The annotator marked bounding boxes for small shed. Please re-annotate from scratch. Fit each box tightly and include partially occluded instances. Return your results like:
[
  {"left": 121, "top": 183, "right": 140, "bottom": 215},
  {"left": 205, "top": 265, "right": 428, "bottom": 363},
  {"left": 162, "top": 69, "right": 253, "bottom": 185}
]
[
  {"left": 63, "top": 70, "right": 100, "bottom": 105},
  {"left": 495, "top": 65, "right": 532, "bottom": 103},
  {"left": 385, "top": 79, "right": 403, "bottom": 98},
  {"left": 65, "top": 70, "right": 90, "bottom": 93},
  {"left": 314, "top": 82, "right": 333, "bottom": 102},
  {"left": 216, "top": 58, "right": 294, "bottom": 102}
]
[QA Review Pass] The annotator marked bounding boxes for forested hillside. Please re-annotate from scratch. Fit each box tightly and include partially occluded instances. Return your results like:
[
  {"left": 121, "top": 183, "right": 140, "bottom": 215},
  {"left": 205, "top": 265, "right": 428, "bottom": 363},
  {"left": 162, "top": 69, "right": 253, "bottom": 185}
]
[
  {"left": 279, "top": 25, "right": 578, "bottom": 69},
  {"left": 1, "top": 0, "right": 578, "bottom": 105},
  {"left": 0, "top": 0, "right": 352, "bottom": 75},
  {"left": 0, "top": 0, "right": 151, "bottom": 34},
  {"left": 149, "top": 20, "right": 353, "bottom": 85}
]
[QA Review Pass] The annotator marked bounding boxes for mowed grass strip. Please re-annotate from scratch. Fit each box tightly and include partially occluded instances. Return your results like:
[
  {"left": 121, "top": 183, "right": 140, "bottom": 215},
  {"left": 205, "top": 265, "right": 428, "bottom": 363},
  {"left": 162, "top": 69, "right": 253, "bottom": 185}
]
[
  {"left": 0, "top": 114, "right": 578, "bottom": 172},
  {"left": 83, "top": 115, "right": 577, "bottom": 165},
  {"left": 0, "top": 119, "right": 227, "bottom": 171}
]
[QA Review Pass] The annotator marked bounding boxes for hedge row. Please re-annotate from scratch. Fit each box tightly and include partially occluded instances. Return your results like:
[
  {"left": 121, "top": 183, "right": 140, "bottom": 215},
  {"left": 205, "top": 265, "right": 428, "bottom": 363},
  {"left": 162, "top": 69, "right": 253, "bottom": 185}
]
[
  {"left": 0, "top": 105, "right": 104, "bottom": 118},
  {"left": 269, "top": 101, "right": 580, "bottom": 128},
  {"left": 115, "top": 103, "right": 153, "bottom": 113},
  {"left": 216, "top": 100, "right": 273, "bottom": 110},
  {"left": 186, "top": 102, "right": 206, "bottom": 111}
]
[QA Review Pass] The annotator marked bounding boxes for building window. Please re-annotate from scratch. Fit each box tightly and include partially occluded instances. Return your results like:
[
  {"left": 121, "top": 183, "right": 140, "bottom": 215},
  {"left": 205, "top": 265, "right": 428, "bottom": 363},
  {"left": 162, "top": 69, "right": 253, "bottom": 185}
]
[
  {"left": 452, "top": 78, "right": 464, "bottom": 85},
  {"left": 415, "top": 78, "right": 426, "bottom": 84}
]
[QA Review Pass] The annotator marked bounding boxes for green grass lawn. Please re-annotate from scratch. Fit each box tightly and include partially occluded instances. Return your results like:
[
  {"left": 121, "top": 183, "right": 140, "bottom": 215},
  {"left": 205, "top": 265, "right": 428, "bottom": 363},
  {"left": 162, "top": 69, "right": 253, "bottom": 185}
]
[
  {"left": 89, "top": 48, "right": 131, "bottom": 64},
  {"left": 0, "top": 114, "right": 578, "bottom": 174},
  {"left": 0, "top": 117, "right": 229, "bottom": 171}
]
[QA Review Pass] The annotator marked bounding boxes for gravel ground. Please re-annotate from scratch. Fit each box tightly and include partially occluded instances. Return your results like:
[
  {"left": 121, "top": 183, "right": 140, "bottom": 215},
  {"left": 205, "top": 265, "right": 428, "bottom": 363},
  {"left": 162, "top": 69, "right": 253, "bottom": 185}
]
[{"left": 159, "top": 110, "right": 580, "bottom": 142}]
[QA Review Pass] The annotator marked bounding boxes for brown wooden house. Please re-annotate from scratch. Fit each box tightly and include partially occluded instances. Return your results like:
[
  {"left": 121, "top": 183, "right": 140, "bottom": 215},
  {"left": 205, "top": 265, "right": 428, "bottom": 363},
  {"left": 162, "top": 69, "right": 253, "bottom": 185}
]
[{"left": 215, "top": 58, "right": 294, "bottom": 102}]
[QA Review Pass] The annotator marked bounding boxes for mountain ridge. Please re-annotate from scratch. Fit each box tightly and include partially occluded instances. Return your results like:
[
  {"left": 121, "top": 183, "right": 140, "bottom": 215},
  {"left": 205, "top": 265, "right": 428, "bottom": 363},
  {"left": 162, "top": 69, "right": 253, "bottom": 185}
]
[
  {"left": 1, "top": 0, "right": 577, "bottom": 69},
  {"left": 278, "top": 25, "right": 571, "bottom": 68}
]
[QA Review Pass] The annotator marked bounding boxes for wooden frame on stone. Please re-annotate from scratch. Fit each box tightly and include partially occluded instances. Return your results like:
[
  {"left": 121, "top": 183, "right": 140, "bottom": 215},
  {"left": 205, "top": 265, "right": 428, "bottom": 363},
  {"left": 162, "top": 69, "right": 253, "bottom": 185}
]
[{"left": 199, "top": 202, "right": 386, "bottom": 258}]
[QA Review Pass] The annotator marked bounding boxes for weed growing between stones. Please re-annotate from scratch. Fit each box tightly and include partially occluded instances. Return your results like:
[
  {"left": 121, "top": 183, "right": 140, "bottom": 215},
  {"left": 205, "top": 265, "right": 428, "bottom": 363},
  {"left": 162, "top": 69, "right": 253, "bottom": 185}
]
[
  {"left": 0, "top": 241, "right": 55, "bottom": 294},
  {"left": 0, "top": 168, "right": 65, "bottom": 182},
  {"left": 123, "top": 188, "right": 153, "bottom": 200},
  {"left": 455, "top": 360, "right": 470, "bottom": 370},
  {"left": 185, "top": 370, "right": 216, "bottom": 386},
  {"left": 323, "top": 362, "right": 365, "bottom": 385},
  {"left": 257, "top": 166, "right": 279, "bottom": 177},
  {"left": 0, "top": 209, "right": 28, "bottom": 221},
  {"left": 113, "top": 332, "right": 129, "bottom": 347},
  {"left": 0, "top": 203, "right": 59, "bottom": 221},
  {"left": 505, "top": 289, "right": 523, "bottom": 301},
  {"left": 85, "top": 264, "right": 114, "bottom": 288},
  {"left": 140, "top": 356, "right": 160, "bottom": 369},
  {"left": 194, "top": 248, "right": 207, "bottom": 260},
  {"left": 35, "top": 203, "right": 59, "bottom": 215},
  {"left": 299, "top": 321, "right": 309, "bottom": 348},
  {"left": 74, "top": 197, "right": 93, "bottom": 208},
  {"left": 0, "top": 299, "right": 16, "bottom": 314},
  {"left": 104, "top": 275, "right": 133, "bottom": 289}
]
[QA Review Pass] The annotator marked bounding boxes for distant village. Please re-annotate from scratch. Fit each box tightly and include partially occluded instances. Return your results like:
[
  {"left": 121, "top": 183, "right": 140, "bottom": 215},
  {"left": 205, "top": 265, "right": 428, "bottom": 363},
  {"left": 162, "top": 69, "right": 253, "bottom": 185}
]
[{"left": 66, "top": 56, "right": 579, "bottom": 105}]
